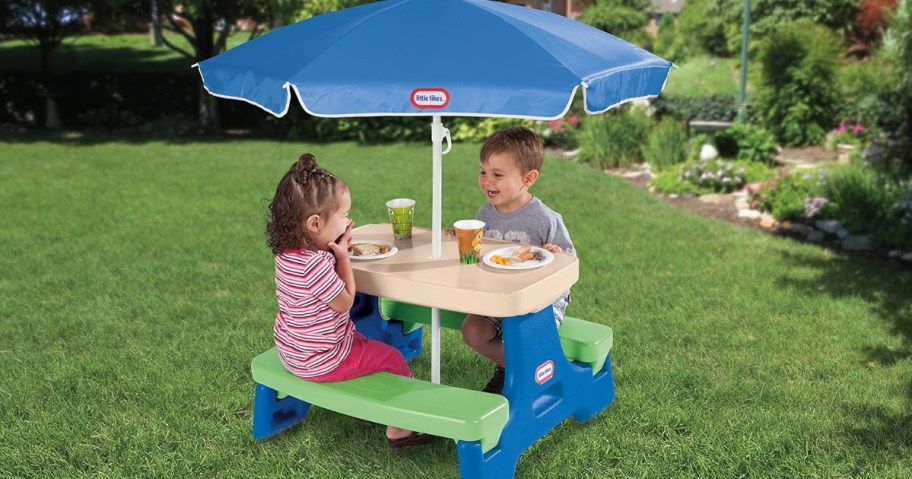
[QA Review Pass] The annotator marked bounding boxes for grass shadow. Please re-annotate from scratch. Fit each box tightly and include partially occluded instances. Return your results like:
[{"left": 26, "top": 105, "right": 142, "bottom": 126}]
[{"left": 774, "top": 248, "right": 912, "bottom": 458}]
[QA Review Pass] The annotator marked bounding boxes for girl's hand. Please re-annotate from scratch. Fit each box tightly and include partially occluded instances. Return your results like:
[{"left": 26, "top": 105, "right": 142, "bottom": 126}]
[
  {"left": 328, "top": 219, "right": 354, "bottom": 258},
  {"left": 542, "top": 243, "right": 562, "bottom": 253}
]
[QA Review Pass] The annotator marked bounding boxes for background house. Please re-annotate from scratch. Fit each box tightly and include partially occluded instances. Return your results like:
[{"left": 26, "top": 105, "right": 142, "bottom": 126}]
[{"left": 500, "top": 0, "right": 593, "bottom": 19}]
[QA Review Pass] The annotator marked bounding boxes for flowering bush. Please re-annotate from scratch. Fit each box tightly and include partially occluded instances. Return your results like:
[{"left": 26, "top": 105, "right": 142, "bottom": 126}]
[
  {"left": 678, "top": 159, "right": 746, "bottom": 193},
  {"left": 534, "top": 115, "right": 579, "bottom": 149},
  {"left": 825, "top": 118, "right": 867, "bottom": 150},
  {"left": 746, "top": 170, "right": 832, "bottom": 221}
]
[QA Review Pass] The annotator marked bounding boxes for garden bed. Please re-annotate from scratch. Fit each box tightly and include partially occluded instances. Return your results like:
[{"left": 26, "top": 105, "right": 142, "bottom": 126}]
[{"left": 607, "top": 146, "right": 912, "bottom": 270}]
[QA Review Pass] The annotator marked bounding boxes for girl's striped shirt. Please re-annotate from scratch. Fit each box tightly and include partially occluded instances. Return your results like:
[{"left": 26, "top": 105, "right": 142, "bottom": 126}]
[{"left": 273, "top": 248, "right": 353, "bottom": 378}]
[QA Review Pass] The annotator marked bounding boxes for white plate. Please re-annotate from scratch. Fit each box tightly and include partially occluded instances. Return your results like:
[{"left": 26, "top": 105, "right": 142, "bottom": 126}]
[
  {"left": 348, "top": 240, "right": 398, "bottom": 260},
  {"left": 482, "top": 245, "right": 554, "bottom": 270}
]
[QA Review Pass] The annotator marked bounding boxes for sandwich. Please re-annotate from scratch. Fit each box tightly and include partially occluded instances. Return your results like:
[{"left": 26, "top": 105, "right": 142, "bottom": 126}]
[{"left": 349, "top": 243, "right": 389, "bottom": 256}]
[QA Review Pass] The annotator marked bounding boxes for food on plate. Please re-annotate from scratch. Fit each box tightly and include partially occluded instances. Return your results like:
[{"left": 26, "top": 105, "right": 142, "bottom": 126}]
[
  {"left": 490, "top": 254, "right": 511, "bottom": 266},
  {"left": 349, "top": 242, "right": 390, "bottom": 256},
  {"left": 510, "top": 245, "right": 536, "bottom": 263}
]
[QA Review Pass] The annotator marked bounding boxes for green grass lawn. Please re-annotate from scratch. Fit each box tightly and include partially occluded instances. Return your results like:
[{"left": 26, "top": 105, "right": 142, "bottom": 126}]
[
  {"left": 1, "top": 134, "right": 910, "bottom": 478},
  {"left": 0, "top": 32, "right": 247, "bottom": 73},
  {"left": 663, "top": 55, "right": 742, "bottom": 97}
]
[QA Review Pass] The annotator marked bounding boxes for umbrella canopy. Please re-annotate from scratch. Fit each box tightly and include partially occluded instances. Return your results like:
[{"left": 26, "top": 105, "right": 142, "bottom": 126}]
[
  {"left": 196, "top": 0, "right": 672, "bottom": 119},
  {"left": 195, "top": 0, "right": 672, "bottom": 384}
]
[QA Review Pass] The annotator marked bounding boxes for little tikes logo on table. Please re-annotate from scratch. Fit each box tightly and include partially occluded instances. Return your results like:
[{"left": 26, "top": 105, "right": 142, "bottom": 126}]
[
  {"left": 410, "top": 88, "right": 449, "bottom": 109},
  {"left": 535, "top": 360, "right": 554, "bottom": 384}
]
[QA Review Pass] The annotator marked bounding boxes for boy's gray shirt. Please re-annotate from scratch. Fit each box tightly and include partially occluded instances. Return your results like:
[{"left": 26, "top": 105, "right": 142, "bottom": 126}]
[{"left": 475, "top": 197, "right": 575, "bottom": 255}]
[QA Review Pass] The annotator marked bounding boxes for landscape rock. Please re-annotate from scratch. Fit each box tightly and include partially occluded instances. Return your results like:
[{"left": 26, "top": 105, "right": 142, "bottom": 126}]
[
  {"left": 781, "top": 221, "right": 814, "bottom": 235},
  {"left": 841, "top": 235, "right": 873, "bottom": 251},
  {"left": 738, "top": 209, "right": 761, "bottom": 219},
  {"left": 815, "top": 219, "right": 843, "bottom": 234},
  {"left": 888, "top": 250, "right": 904, "bottom": 258},
  {"left": 836, "top": 228, "right": 849, "bottom": 239},
  {"left": 699, "top": 194, "right": 723, "bottom": 204},
  {"left": 759, "top": 213, "right": 777, "bottom": 229},
  {"left": 807, "top": 231, "right": 826, "bottom": 243},
  {"left": 903, "top": 252, "right": 912, "bottom": 262}
]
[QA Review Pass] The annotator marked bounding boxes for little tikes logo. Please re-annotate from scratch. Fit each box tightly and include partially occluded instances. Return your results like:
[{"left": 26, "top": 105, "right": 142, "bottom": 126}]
[
  {"left": 410, "top": 88, "right": 450, "bottom": 109},
  {"left": 535, "top": 360, "right": 554, "bottom": 384}
]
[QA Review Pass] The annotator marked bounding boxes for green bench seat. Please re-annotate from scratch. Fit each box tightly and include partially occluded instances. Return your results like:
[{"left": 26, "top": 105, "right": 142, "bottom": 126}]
[
  {"left": 251, "top": 348, "right": 509, "bottom": 452},
  {"left": 379, "top": 299, "right": 613, "bottom": 374}
]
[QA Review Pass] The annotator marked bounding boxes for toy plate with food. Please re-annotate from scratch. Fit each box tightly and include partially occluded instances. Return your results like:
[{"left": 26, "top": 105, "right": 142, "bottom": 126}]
[
  {"left": 347, "top": 240, "right": 398, "bottom": 260},
  {"left": 482, "top": 245, "right": 554, "bottom": 270}
]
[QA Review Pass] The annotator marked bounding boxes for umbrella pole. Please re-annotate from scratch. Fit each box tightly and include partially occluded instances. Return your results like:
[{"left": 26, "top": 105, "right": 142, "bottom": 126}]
[{"left": 431, "top": 114, "right": 444, "bottom": 384}]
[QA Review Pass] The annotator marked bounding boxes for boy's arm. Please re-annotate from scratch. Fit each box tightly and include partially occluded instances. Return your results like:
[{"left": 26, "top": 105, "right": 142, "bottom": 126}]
[{"left": 545, "top": 213, "right": 575, "bottom": 255}]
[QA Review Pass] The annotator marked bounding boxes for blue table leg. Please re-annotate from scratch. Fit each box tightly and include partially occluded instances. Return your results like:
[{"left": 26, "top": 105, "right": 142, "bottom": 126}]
[
  {"left": 456, "top": 307, "right": 616, "bottom": 477},
  {"left": 350, "top": 293, "right": 423, "bottom": 361}
]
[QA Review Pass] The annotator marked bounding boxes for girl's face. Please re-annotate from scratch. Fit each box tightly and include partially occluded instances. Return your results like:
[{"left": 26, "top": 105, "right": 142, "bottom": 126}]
[
  {"left": 309, "top": 189, "right": 352, "bottom": 250},
  {"left": 478, "top": 152, "right": 537, "bottom": 213}
]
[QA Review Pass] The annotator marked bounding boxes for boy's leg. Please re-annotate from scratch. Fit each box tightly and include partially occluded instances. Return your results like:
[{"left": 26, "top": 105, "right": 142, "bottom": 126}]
[
  {"left": 461, "top": 314, "right": 504, "bottom": 366},
  {"left": 461, "top": 314, "right": 507, "bottom": 394}
]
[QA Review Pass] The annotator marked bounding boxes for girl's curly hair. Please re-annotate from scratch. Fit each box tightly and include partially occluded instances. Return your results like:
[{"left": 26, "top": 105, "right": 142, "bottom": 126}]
[{"left": 266, "top": 154, "right": 348, "bottom": 255}]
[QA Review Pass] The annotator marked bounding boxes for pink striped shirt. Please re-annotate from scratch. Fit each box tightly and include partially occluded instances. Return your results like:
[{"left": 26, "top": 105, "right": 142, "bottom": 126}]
[{"left": 273, "top": 248, "right": 353, "bottom": 378}]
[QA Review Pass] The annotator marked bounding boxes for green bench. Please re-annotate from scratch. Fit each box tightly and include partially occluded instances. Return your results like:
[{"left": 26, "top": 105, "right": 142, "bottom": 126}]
[
  {"left": 379, "top": 299, "right": 613, "bottom": 374},
  {"left": 251, "top": 348, "right": 509, "bottom": 452}
]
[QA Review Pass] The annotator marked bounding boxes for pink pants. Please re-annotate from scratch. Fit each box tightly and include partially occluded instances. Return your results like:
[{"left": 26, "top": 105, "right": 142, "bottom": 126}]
[{"left": 306, "top": 331, "right": 413, "bottom": 382}]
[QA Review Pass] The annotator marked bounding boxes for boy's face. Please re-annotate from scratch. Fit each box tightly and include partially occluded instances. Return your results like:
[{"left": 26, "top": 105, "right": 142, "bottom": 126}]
[{"left": 478, "top": 152, "right": 538, "bottom": 213}]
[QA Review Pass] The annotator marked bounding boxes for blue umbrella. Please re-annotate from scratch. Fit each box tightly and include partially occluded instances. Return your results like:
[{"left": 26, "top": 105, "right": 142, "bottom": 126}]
[{"left": 196, "top": 0, "right": 671, "bottom": 383}]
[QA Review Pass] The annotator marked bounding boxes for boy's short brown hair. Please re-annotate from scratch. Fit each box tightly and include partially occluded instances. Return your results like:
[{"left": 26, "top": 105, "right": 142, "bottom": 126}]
[{"left": 480, "top": 126, "right": 544, "bottom": 174}]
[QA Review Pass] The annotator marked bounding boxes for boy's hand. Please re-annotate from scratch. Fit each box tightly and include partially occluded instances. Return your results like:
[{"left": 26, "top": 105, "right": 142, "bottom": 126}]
[{"left": 542, "top": 243, "right": 562, "bottom": 253}]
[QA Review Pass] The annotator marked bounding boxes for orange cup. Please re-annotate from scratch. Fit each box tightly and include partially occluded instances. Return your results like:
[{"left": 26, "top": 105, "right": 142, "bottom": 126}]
[{"left": 453, "top": 220, "right": 485, "bottom": 264}]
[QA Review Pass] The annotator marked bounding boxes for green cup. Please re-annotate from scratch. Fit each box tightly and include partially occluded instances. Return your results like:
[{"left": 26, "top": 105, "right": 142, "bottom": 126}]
[{"left": 386, "top": 198, "right": 415, "bottom": 240}]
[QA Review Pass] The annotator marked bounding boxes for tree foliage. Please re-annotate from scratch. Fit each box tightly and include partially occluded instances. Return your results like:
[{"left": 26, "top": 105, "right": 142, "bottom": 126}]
[
  {"left": 754, "top": 19, "right": 842, "bottom": 146},
  {"left": 675, "top": 0, "right": 859, "bottom": 56},
  {"left": 580, "top": 0, "right": 650, "bottom": 46},
  {"left": 0, "top": 0, "right": 90, "bottom": 74}
]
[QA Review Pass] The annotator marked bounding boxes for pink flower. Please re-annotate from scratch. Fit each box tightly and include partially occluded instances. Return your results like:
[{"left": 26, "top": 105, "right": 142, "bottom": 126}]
[
  {"left": 852, "top": 125, "right": 865, "bottom": 135},
  {"left": 547, "top": 119, "right": 563, "bottom": 132},
  {"left": 567, "top": 116, "right": 578, "bottom": 126}
]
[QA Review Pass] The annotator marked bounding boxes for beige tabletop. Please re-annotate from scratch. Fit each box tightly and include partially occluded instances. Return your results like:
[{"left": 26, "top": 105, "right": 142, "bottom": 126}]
[{"left": 349, "top": 224, "right": 579, "bottom": 318}]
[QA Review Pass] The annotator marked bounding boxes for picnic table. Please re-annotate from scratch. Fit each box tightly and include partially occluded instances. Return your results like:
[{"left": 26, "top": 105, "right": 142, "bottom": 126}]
[{"left": 251, "top": 224, "right": 615, "bottom": 477}]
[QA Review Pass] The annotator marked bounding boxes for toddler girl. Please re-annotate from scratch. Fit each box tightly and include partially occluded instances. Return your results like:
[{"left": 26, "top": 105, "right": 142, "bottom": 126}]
[{"left": 266, "top": 153, "right": 436, "bottom": 449}]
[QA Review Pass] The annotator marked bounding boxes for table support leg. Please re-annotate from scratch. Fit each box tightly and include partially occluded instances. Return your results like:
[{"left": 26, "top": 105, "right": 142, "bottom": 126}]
[
  {"left": 456, "top": 307, "right": 615, "bottom": 477},
  {"left": 350, "top": 293, "right": 423, "bottom": 361}
]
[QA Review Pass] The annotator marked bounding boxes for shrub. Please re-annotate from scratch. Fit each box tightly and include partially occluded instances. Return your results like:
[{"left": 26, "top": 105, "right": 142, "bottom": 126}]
[
  {"left": 449, "top": 117, "right": 532, "bottom": 143},
  {"left": 576, "top": 108, "right": 651, "bottom": 169},
  {"left": 652, "top": 94, "right": 738, "bottom": 123},
  {"left": 653, "top": 12, "right": 685, "bottom": 63},
  {"left": 652, "top": 167, "right": 701, "bottom": 195},
  {"left": 714, "top": 122, "right": 779, "bottom": 164},
  {"left": 881, "top": 184, "right": 912, "bottom": 249},
  {"left": 825, "top": 163, "right": 897, "bottom": 234},
  {"left": 675, "top": 0, "right": 732, "bottom": 57},
  {"left": 754, "top": 19, "right": 842, "bottom": 146},
  {"left": 642, "top": 117, "right": 687, "bottom": 171},
  {"left": 580, "top": 0, "right": 651, "bottom": 48}
]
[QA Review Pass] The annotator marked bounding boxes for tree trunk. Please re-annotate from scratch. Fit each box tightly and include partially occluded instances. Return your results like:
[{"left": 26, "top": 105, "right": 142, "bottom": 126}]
[{"left": 198, "top": 83, "right": 220, "bottom": 130}]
